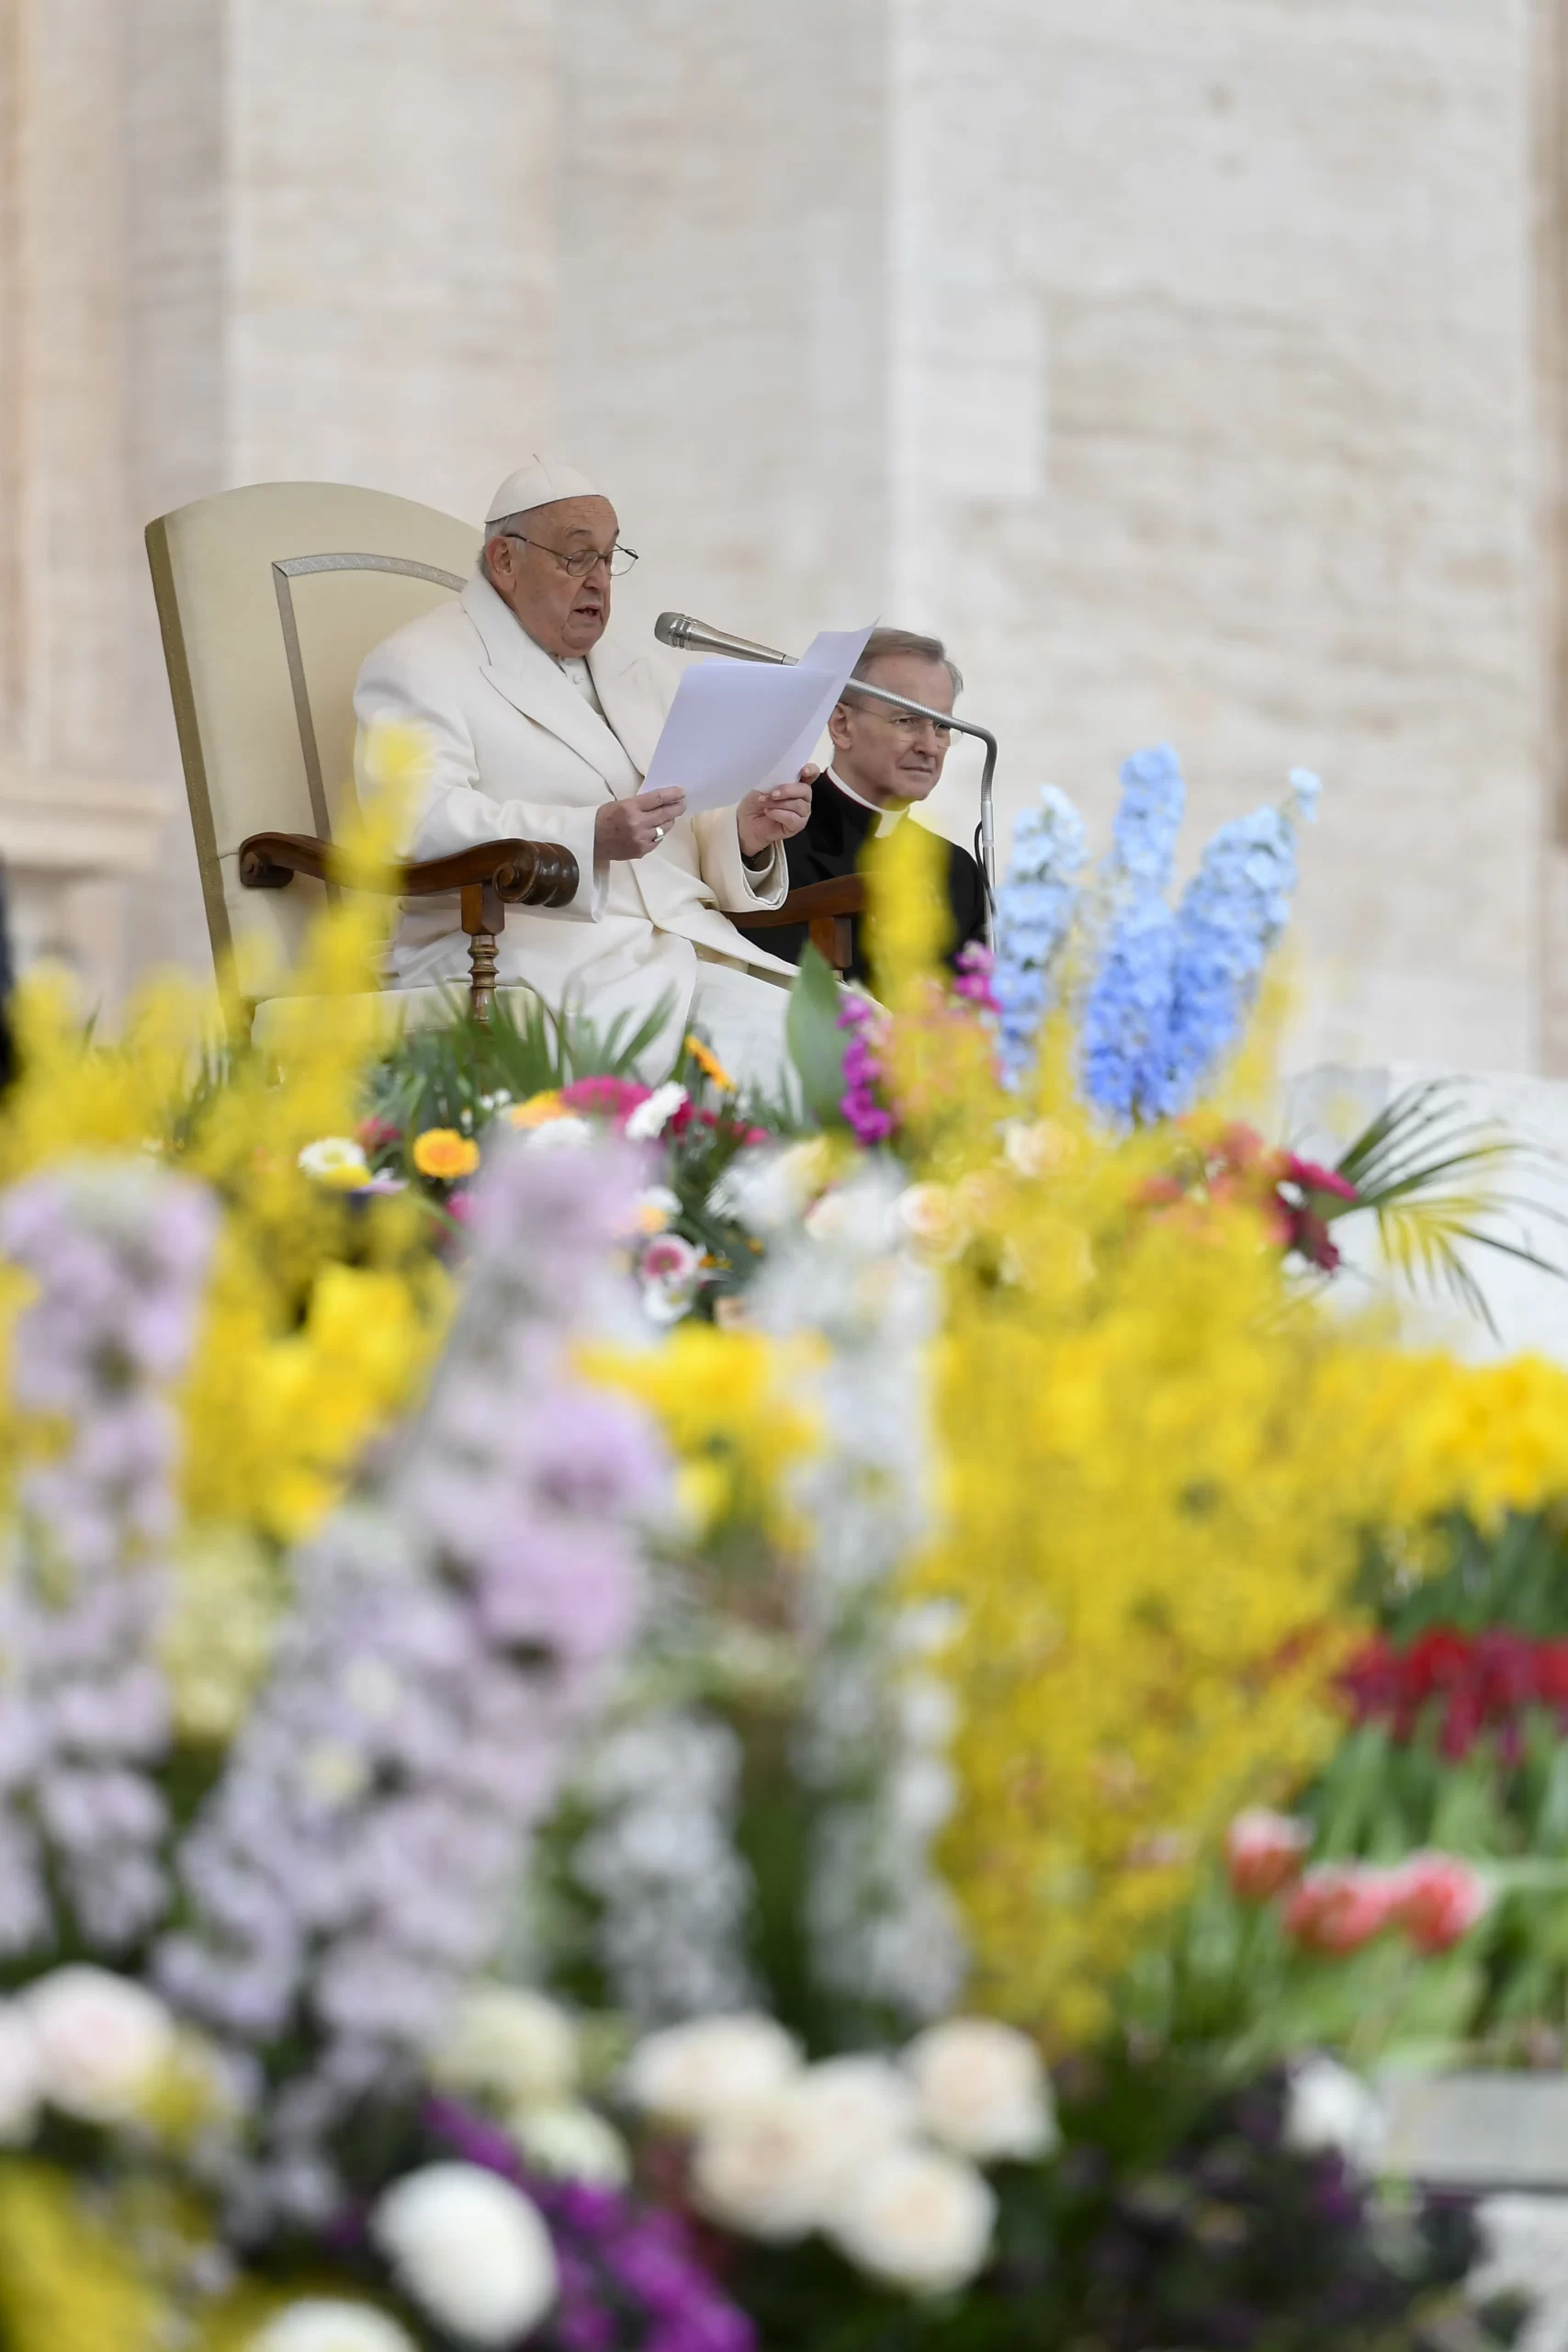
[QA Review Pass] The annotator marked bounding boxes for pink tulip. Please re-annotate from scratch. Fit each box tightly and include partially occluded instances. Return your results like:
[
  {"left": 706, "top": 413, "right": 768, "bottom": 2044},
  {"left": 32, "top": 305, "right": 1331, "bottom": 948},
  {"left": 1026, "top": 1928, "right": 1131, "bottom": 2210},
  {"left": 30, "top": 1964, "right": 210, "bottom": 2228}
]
[
  {"left": 1225, "top": 1808, "right": 1313, "bottom": 1903},
  {"left": 1389, "top": 1852, "right": 1490, "bottom": 1954},
  {"left": 1281, "top": 1863, "right": 1401, "bottom": 1956}
]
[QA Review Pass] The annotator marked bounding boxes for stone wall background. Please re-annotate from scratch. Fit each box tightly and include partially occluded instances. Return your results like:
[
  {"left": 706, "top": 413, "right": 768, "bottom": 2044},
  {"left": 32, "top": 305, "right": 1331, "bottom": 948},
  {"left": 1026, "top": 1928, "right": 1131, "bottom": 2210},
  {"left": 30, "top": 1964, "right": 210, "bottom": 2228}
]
[{"left": 2, "top": 0, "right": 1566, "bottom": 1071}]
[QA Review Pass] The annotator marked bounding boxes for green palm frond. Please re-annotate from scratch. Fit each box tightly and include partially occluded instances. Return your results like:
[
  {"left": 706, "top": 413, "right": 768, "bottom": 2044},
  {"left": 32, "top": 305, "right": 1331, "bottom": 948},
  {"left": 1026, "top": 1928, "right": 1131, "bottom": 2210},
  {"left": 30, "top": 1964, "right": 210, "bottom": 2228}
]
[{"left": 1312, "top": 1080, "right": 1568, "bottom": 1331}]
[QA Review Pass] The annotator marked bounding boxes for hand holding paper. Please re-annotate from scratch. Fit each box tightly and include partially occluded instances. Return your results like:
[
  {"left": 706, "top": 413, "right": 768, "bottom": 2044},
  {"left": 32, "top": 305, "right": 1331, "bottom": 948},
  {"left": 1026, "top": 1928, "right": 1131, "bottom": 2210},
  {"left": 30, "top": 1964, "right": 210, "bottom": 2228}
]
[{"left": 639, "top": 622, "right": 876, "bottom": 814}]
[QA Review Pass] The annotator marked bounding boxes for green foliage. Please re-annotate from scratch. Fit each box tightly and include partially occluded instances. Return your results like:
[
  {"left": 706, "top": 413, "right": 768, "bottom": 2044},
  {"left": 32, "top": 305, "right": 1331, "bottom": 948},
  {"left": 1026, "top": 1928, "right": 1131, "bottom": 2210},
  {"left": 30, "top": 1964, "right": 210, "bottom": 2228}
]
[
  {"left": 785, "top": 944, "right": 851, "bottom": 1127},
  {"left": 1328, "top": 1080, "right": 1568, "bottom": 1332}
]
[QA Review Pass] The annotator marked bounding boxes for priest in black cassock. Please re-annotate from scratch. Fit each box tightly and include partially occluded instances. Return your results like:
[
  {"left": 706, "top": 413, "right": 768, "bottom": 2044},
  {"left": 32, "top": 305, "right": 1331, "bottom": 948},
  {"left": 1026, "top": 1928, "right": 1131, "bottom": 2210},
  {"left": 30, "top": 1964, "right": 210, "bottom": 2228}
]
[{"left": 733, "top": 627, "right": 987, "bottom": 984}]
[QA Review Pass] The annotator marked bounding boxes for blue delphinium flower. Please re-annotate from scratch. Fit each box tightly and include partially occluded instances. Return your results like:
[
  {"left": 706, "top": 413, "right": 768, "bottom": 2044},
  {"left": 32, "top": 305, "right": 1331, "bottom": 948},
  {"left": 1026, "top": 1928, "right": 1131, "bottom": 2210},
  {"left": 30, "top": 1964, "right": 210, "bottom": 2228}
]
[
  {"left": 1078, "top": 745, "right": 1187, "bottom": 1124},
  {"left": 1161, "top": 767, "right": 1321, "bottom": 1114},
  {"left": 991, "top": 786, "right": 1088, "bottom": 1087}
]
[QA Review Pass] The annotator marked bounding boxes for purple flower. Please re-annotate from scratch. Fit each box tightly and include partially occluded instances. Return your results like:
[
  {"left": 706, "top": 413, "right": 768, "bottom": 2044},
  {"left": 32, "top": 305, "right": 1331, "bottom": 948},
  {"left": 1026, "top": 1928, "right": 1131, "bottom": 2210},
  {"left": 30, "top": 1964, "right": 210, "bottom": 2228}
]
[
  {"left": 158, "top": 1137, "right": 668, "bottom": 2229},
  {"left": 0, "top": 1163, "right": 216, "bottom": 1953}
]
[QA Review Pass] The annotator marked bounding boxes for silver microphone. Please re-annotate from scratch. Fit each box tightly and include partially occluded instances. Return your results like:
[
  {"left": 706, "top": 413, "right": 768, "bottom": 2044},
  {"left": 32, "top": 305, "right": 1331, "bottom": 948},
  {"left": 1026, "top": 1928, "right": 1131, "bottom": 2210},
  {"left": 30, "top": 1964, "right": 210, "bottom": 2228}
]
[
  {"left": 651, "top": 609, "right": 1000, "bottom": 936},
  {"left": 654, "top": 612, "right": 791, "bottom": 665}
]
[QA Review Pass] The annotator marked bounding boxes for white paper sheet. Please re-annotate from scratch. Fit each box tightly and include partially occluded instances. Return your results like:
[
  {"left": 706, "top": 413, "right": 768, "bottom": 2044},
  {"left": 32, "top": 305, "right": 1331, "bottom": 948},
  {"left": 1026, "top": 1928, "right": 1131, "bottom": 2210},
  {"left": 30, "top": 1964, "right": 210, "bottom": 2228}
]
[{"left": 638, "top": 621, "right": 876, "bottom": 813}]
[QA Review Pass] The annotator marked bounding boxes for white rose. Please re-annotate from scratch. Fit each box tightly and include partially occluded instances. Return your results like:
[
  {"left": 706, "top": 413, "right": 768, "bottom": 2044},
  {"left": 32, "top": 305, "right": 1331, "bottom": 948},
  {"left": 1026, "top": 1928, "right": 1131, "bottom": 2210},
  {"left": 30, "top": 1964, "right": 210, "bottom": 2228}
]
[
  {"left": 0, "top": 2003, "right": 39, "bottom": 2143},
  {"left": 904, "top": 2018, "right": 1056, "bottom": 2163},
  {"left": 24, "top": 1967, "right": 175, "bottom": 2124},
  {"left": 1283, "top": 2055, "right": 1384, "bottom": 2173},
  {"left": 693, "top": 2058, "right": 914, "bottom": 2243},
  {"left": 829, "top": 2143, "right": 996, "bottom": 2295},
  {"left": 623, "top": 2013, "right": 799, "bottom": 2132},
  {"left": 249, "top": 2301, "right": 420, "bottom": 2352},
  {"left": 431, "top": 1986, "right": 578, "bottom": 2108},
  {"left": 512, "top": 2100, "right": 629, "bottom": 2187},
  {"left": 371, "top": 2163, "right": 557, "bottom": 2347},
  {"left": 625, "top": 1082, "right": 688, "bottom": 1141}
]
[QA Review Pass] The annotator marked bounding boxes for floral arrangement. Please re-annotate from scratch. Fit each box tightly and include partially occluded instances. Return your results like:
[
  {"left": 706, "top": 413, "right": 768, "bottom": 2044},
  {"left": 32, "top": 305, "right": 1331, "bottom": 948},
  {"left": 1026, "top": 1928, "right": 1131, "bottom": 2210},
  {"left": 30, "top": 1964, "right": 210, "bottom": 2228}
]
[{"left": 0, "top": 735, "right": 1565, "bottom": 2350}]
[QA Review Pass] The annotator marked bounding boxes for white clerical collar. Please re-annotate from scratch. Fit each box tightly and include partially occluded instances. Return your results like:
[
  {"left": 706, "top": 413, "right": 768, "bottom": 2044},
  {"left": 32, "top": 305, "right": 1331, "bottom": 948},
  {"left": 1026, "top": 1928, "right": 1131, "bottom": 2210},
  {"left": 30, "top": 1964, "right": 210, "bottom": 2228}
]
[{"left": 829, "top": 768, "right": 906, "bottom": 834}]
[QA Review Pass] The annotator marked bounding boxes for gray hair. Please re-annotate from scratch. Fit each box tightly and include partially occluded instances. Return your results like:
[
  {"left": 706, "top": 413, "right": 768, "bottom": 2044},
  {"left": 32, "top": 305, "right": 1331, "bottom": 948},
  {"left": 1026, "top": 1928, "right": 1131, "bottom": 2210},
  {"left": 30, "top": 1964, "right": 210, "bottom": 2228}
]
[
  {"left": 479, "top": 511, "right": 530, "bottom": 574},
  {"left": 841, "top": 626, "right": 963, "bottom": 709}
]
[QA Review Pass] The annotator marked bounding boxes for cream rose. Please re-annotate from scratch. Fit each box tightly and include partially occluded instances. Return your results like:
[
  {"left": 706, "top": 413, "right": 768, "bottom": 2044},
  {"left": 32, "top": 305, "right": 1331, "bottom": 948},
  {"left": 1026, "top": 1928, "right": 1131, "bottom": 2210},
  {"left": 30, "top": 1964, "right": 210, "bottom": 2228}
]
[
  {"left": 692, "top": 2057, "right": 914, "bottom": 2243},
  {"left": 249, "top": 2301, "right": 420, "bottom": 2352},
  {"left": 829, "top": 2144, "right": 996, "bottom": 2295},
  {"left": 511, "top": 2100, "right": 629, "bottom": 2188},
  {"left": 24, "top": 1967, "right": 175, "bottom": 2124},
  {"left": 0, "top": 2003, "right": 39, "bottom": 2143},
  {"left": 371, "top": 2163, "right": 557, "bottom": 2347},
  {"left": 904, "top": 2018, "right": 1056, "bottom": 2163},
  {"left": 623, "top": 2013, "right": 799, "bottom": 2132},
  {"left": 430, "top": 1986, "right": 578, "bottom": 2109}
]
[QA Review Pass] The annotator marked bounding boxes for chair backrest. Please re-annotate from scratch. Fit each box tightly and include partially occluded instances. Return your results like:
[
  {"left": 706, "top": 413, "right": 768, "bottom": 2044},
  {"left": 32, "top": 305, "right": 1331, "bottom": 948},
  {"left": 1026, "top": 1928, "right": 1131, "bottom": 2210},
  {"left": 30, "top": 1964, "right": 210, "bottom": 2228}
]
[{"left": 146, "top": 481, "right": 481, "bottom": 988}]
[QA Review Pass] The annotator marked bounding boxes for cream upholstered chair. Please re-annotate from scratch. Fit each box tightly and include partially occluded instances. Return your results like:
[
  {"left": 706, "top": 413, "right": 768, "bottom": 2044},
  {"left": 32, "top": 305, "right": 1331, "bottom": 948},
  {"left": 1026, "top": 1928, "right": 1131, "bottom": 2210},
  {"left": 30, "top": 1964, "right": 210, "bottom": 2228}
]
[{"left": 145, "top": 481, "right": 578, "bottom": 1045}]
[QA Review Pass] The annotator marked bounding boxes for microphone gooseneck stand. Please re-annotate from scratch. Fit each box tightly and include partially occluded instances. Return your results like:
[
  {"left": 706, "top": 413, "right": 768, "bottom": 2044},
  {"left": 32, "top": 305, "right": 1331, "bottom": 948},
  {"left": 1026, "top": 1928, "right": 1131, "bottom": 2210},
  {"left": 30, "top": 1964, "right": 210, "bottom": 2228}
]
[{"left": 654, "top": 612, "right": 998, "bottom": 948}]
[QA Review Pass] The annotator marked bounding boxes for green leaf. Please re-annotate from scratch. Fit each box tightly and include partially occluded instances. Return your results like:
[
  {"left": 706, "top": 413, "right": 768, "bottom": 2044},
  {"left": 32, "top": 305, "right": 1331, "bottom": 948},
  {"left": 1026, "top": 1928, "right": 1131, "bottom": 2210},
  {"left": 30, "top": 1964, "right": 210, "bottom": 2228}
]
[{"left": 785, "top": 944, "right": 849, "bottom": 1128}]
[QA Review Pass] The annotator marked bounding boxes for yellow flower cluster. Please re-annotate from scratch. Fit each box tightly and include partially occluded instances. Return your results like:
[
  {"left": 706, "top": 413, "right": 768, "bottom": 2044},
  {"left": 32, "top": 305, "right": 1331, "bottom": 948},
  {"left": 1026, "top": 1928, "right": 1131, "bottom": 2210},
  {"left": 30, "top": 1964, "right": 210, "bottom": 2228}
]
[
  {"left": 0, "top": 2165, "right": 160, "bottom": 2352},
  {"left": 582, "top": 1322, "right": 818, "bottom": 1546},
  {"left": 866, "top": 822, "right": 1568, "bottom": 2043}
]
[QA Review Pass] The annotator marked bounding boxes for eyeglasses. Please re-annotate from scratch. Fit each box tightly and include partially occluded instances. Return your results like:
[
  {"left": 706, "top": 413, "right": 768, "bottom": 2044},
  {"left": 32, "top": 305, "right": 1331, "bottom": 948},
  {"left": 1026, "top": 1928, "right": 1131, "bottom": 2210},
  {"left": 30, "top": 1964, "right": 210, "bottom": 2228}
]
[
  {"left": 499, "top": 532, "right": 639, "bottom": 580},
  {"left": 850, "top": 704, "right": 953, "bottom": 741}
]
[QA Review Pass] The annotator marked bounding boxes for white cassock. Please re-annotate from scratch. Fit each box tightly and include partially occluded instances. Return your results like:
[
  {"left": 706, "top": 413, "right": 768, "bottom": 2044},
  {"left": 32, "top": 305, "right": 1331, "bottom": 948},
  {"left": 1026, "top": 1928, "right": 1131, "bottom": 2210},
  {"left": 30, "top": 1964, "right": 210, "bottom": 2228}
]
[{"left": 353, "top": 569, "right": 799, "bottom": 1081}]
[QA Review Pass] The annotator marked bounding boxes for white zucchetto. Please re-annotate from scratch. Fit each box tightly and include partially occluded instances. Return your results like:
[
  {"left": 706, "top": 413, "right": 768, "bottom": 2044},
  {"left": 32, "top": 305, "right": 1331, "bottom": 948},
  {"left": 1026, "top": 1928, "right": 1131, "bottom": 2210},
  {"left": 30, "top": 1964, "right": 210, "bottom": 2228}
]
[{"left": 484, "top": 457, "right": 602, "bottom": 525}]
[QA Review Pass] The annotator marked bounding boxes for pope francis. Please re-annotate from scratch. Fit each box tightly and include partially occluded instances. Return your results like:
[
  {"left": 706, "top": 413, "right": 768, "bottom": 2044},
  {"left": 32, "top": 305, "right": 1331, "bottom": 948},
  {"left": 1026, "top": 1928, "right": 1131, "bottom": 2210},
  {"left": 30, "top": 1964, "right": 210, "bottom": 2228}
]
[{"left": 353, "top": 457, "right": 810, "bottom": 1083}]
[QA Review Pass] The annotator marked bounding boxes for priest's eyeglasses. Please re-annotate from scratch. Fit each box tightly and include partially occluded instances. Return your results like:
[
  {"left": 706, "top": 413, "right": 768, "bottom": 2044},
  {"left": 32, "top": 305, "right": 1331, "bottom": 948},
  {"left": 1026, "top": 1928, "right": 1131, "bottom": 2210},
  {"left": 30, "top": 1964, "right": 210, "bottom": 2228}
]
[
  {"left": 865, "top": 706, "right": 953, "bottom": 741},
  {"left": 500, "top": 532, "right": 639, "bottom": 580}
]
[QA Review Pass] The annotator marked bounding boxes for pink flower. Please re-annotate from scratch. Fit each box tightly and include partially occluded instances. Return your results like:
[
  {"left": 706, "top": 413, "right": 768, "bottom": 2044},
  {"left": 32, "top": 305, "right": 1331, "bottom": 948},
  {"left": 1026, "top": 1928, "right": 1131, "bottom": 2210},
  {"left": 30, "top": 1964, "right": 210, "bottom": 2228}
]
[
  {"left": 558, "top": 1077, "right": 653, "bottom": 1126},
  {"left": 1281, "top": 1864, "right": 1401, "bottom": 1956},
  {"left": 1388, "top": 1852, "right": 1490, "bottom": 1954},
  {"left": 1282, "top": 1154, "right": 1359, "bottom": 1205},
  {"left": 1224, "top": 1808, "right": 1312, "bottom": 1904},
  {"left": 640, "top": 1235, "right": 701, "bottom": 1285}
]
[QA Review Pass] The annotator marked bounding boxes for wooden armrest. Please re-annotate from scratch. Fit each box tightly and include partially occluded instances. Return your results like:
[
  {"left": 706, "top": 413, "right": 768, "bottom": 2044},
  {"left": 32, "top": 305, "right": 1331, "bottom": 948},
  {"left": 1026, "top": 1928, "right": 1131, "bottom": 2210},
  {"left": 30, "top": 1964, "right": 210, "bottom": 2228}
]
[
  {"left": 739, "top": 873, "right": 865, "bottom": 977},
  {"left": 742, "top": 875, "right": 867, "bottom": 930},
  {"left": 237, "top": 831, "right": 579, "bottom": 908}
]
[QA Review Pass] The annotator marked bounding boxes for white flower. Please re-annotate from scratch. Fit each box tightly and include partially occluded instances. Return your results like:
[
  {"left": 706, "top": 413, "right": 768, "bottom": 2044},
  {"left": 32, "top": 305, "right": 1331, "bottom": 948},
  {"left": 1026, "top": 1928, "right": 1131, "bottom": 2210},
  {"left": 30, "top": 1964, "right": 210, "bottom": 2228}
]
[
  {"left": 371, "top": 2163, "right": 557, "bottom": 2347},
  {"left": 522, "top": 1115, "right": 594, "bottom": 1152},
  {"left": 1470, "top": 2195, "right": 1568, "bottom": 2352},
  {"left": 298, "top": 1136, "right": 372, "bottom": 1191},
  {"left": 249, "top": 2301, "right": 421, "bottom": 2352},
  {"left": 999, "top": 1120, "right": 1071, "bottom": 1179},
  {"left": 904, "top": 2018, "right": 1056, "bottom": 2163},
  {"left": 692, "top": 2057, "right": 915, "bottom": 2243},
  {"left": 708, "top": 1139, "right": 832, "bottom": 1231},
  {"left": 0, "top": 2004, "right": 39, "bottom": 2143},
  {"left": 24, "top": 1967, "right": 175, "bottom": 2124},
  {"left": 431, "top": 1986, "right": 578, "bottom": 2109},
  {"left": 829, "top": 2143, "right": 996, "bottom": 2294},
  {"left": 1283, "top": 2055, "right": 1383, "bottom": 2173},
  {"left": 893, "top": 1183, "right": 967, "bottom": 1261},
  {"left": 626, "top": 1184, "right": 682, "bottom": 1236},
  {"left": 625, "top": 1082, "right": 688, "bottom": 1142},
  {"left": 623, "top": 2013, "right": 800, "bottom": 2132},
  {"left": 512, "top": 2100, "right": 629, "bottom": 2187}
]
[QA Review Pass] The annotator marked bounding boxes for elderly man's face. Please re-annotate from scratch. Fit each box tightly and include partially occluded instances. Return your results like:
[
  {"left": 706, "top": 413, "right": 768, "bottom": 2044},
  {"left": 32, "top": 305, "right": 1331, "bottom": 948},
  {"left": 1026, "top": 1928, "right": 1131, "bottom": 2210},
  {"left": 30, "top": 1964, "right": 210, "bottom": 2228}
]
[
  {"left": 827, "top": 652, "right": 955, "bottom": 808},
  {"left": 483, "top": 494, "right": 620, "bottom": 658}
]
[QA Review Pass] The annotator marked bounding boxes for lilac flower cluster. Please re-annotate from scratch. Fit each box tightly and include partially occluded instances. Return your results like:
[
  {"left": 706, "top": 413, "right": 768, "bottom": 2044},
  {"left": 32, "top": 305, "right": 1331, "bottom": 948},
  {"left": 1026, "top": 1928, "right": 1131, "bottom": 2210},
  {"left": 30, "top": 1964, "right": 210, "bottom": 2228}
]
[
  {"left": 157, "top": 1139, "right": 666, "bottom": 2228},
  {"left": 426, "top": 2095, "right": 753, "bottom": 2352},
  {"left": 837, "top": 995, "right": 894, "bottom": 1148},
  {"left": 0, "top": 1164, "right": 217, "bottom": 1953},
  {"left": 1078, "top": 745, "right": 1187, "bottom": 1125},
  {"left": 990, "top": 786, "right": 1089, "bottom": 1086}
]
